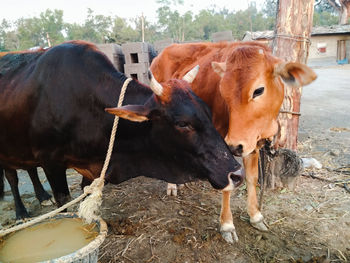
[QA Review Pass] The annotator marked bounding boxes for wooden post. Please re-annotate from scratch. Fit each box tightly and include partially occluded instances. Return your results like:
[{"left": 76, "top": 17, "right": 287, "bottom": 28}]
[
  {"left": 272, "top": 0, "right": 315, "bottom": 151},
  {"left": 141, "top": 13, "right": 145, "bottom": 42},
  {"left": 259, "top": 0, "right": 315, "bottom": 191},
  {"left": 46, "top": 32, "right": 52, "bottom": 47}
]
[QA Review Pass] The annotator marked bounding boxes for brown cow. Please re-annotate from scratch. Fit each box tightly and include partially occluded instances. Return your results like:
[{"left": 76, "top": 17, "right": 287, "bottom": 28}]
[{"left": 151, "top": 41, "right": 317, "bottom": 242}]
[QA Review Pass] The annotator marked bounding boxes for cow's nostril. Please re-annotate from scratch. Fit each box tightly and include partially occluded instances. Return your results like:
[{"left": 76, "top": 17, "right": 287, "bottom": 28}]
[
  {"left": 229, "top": 168, "right": 245, "bottom": 187},
  {"left": 229, "top": 144, "right": 244, "bottom": 156}
]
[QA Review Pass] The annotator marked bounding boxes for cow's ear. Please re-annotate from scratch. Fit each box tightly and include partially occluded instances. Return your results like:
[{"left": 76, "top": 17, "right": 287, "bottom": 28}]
[
  {"left": 211, "top": 62, "right": 226, "bottom": 78},
  {"left": 105, "top": 105, "right": 149, "bottom": 122},
  {"left": 274, "top": 62, "right": 317, "bottom": 87}
]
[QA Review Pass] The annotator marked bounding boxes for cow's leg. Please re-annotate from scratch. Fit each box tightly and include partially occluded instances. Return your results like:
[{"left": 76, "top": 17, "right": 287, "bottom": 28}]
[
  {"left": 243, "top": 151, "right": 268, "bottom": 231},
  {"left": 81, "top": 176, "right": 92, "bottom": 190},
  {"left": 166, "top": 183, "right": 186, "bottom": 196},
  {"left": 41, "top": 165, "right": 70, "bottom": 207},
  {"left": 4, "top": 169, "right": 29, "bottom": 219},
  {"left": 167, "top": 183, "right": 178, "bottom": 196},
  {"left": 27, "top": 168, "right": 52, "bottom": 206},
  {"left": 220, "top": 190, "right": 238, "bottom": 243}
]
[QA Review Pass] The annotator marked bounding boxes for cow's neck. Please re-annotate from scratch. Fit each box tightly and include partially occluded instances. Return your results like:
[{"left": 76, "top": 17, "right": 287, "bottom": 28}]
[
  {"left": 97, "top": 72, "right": 153, "bottom": 108},
  {"left": 69, "top": 74, "right": 154, "bottom": 177}
]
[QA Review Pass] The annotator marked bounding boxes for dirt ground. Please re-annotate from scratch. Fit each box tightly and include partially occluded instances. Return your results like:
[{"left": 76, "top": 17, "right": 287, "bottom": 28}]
[{"left": 0, "top": 64, "right": 349, "bottom": 263}]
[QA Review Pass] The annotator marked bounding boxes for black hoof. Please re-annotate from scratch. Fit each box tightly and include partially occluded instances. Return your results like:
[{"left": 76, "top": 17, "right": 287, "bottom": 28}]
[
  {"left": 16, "top": 209, "right": 30, "bottom": 220},
  {"left": 37, "top": 190, "right": 52, "bottom": 203}
]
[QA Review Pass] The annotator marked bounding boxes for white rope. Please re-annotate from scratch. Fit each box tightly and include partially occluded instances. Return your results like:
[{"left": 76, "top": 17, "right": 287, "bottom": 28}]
[
  {"left": 0, "top": 77, "right": 132, "bottom": 237},
  {"left": 78, "top": 77, "right": 132, "bottom": 223}
]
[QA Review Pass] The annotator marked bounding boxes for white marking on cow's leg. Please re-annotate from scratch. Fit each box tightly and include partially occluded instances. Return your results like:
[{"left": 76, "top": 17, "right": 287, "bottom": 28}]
[
  {"left": 40, "top": 198, "right": 55, "bottom": 206},
  {"left": 220, "top": 191, "right": 238, "bottom": 243},
  {"left": 167, "top": 183, "right": 177, "bottom": 196},
  {"left": 250, "top": 211, "right": 264, "bottom": 223},
  {"left": 250, "top": 211, "right": 268, "bottom": 231},
  {"left": 243, "top": 151, "right": 268, "bottom": 232}
]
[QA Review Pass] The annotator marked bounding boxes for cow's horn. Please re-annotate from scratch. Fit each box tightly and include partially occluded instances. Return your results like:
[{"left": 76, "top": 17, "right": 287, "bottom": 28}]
[
  {"left": 149, "top": 71, "right": 163, "bottom": 96},
  {"left": 182, "top": 65, "right": 200, "bottom": 83}
]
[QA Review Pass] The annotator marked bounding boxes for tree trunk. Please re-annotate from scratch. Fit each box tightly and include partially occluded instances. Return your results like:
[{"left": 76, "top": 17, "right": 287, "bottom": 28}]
[
  {"left": 327, "top": 0, "right": 350, "bottom": 25},
  {"left": 339, "top": 1, "right": 350, "bottom": 24},
  {"left": 272, "top": 0, "right": 315, "bottom": 151},
  {"left": 260, "top": 0, "right": 315, "bottom": 191}
]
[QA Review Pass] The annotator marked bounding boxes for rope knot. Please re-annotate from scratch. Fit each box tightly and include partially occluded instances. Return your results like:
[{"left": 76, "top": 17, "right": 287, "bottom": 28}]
[{"left": 83, "top": 177, "right": 104, "bottom": 195}]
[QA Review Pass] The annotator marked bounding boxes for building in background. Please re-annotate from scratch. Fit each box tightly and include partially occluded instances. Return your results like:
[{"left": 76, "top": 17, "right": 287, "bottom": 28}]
[{"left": 243, "top": 25, "right": 350, "bottom": 65}]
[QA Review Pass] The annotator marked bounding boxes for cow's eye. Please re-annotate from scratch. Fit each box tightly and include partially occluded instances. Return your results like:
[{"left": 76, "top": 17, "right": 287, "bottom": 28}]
[
  {"left": 175, "top": 121, "right": 193, "bottom": 131},
  {"left": 253, "top": 87, "right": 264, "bottom": 99}
]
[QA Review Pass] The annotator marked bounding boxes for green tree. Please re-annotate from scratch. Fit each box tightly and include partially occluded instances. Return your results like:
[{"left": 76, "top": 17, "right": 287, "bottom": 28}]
[
  {"left": 226, "top": 2, "right": 270, "bottom": 39},
  {"left": 65, "top": 23, "right": 85, "bottom": 41},
  {"left": 262, "top": 0, "right": 278, "bottom": 18},
  {"left": 66, "top": 9, "right": 112, "bottom": 43},
  {"left": 15, "top": 9, "right": 65, "bottom": 50},
  {"left": 156, "top": 0, "right": 193, "bottom": 41},
  {"left": 315, "top": 0, "right": 350, "bottom": 24},
  {"left": 110, "top": 17, "right": 139, "bottom": 44},
  {"left": 16, "top": 17, "right": 43, "bottom": 49},
  {"left": 261, "top": 0, "right": 277, "bottom": 29},
  {"left": 313, "top": 10, "right": 338, "bottom": 26},
  {"left": 192, "top": 9, "right": 228, "bottom": 40},
  {"left": 0, "top": 19, "right": 10, "bottom": 51},
  {"left": 314, "top": 0, "right": 339, "bottom": 26},
  {"left": 39, "top": 9, "right": 65, "bottom": 46}
]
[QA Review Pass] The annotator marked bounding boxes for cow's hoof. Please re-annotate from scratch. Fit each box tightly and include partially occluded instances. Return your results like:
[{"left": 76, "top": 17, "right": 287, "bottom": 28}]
[
  {"left": 167, "top": 183, "right": 177, "bottom": 196},
  {"left": 41, "top": 198, "right": 55, "bottom": 206},
  {"left": 221, "top": 230, "right": 239, "bottom": 243},
  {"left": 16, "top": 210, "right": 30, "bottom": 221},
  {"left": 250, "top": 213, "right": 269, "bottom": 232},
  {"left": 220, "top": 223, "right": 239, "bottom": 243},
  {"left": 251, "top": 219, "right": 269, "bottom": 232}
]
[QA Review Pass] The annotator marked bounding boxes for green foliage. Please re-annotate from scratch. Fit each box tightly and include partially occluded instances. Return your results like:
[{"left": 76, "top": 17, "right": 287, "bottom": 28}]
[
  {"left": 39, "top": 9, "right": 65, "bottom": 45},
  {"left": 66, "top": 9, "right": 113, "bottom": 43},
  {"left": 0, "top": 19, "right": 11, "bottom": 51},
  {"left": 313, "top": 11, "right": 339, "bottom": 26},
  {"left": 15, "top": 9, "right": 65, "bottom": 50},
  {"left": 262, "top": 0, "right": 277, "bottom": 18},
  {"left": 156, "top": 0, "right": 193, "bottom": 41},
  {"left": 315, "top": 0, "right": 336, "bottom": 13},
  {"left": 156, "top": 1, "right": 276, "bottom": 41},
  {"left": 111, "top": 17, "right": 140, "bottom": 44},
  {"left": 313, "top": 0, "right": 339, "bottom": 26},
  {"left": 192, "top": 9, "right": 228, "bottom": 40},
  {"left": 0, "top": 0, "right": 342, "bottom": 52}
]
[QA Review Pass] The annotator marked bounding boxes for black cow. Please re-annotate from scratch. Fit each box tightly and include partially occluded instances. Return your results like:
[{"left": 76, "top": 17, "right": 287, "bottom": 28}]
[
  {"left": 0, "top": 41, "right": 242, "bottom": 213},
  {"left": 0, "top": 167, "right": 52, "bottom": 219}
]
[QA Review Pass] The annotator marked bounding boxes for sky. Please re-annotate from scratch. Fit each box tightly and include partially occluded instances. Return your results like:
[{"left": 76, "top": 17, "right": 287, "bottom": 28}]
[{"left": 0, "top": 0, "right": 265, "bottom": 24}]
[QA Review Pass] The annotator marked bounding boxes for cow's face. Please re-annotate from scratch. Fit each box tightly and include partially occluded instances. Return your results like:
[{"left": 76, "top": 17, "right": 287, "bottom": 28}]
[
  {"left": 211, "top": 46, "right": 316, "bottom": 157},
  {"left": 106, "top": 67, "right": 243, "bottom": 190}
]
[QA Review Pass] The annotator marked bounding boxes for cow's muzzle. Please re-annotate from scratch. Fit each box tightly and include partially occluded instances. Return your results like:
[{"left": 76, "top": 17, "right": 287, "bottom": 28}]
[
  {"left": 222, "top": 168, "right": 245, "bottom": 191},
  {"left": 229, "top": 144, "right": 243, "bottom": 157}
]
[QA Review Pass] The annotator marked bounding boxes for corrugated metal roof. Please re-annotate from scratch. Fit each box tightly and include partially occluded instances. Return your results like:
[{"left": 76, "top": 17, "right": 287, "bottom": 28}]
[
  {"left": 243, "top": 25, "right": 350, "bottom": 41},
  {"left": 312, "top": 24, "right": 350, "bottom": 35},
  {"left": 243, "top": 31, "right": 274, "bottom": 40}
]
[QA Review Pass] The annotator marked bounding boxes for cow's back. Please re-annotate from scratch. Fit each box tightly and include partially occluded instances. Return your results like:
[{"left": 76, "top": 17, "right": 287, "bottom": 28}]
[{"left": 0, "top": 43, "right": 119, "bottom": 168}]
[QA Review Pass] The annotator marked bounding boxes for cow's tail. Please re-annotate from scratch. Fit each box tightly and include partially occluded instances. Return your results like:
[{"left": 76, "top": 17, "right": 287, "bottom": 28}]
[{"left": 0, "top": 168, "right": 4, "bottom": 199}]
